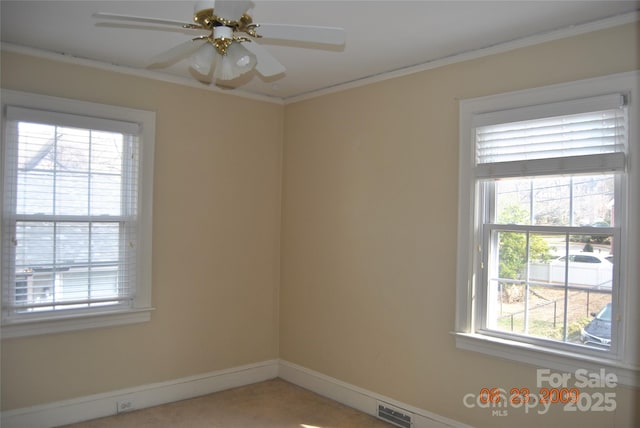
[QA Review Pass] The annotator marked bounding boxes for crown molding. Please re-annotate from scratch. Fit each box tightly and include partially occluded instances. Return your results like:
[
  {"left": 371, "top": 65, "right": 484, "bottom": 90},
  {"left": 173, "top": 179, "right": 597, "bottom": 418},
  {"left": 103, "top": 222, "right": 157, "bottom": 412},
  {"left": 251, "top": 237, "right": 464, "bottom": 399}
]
[
  {"left": 283, "top": 11, "right": 640, "bottom": 104},
  {"left": 2, "top": 11, "right": 637, "bottom": 105},
  {"left": 0, "top": 42, "right": 285, "bottom": 106}
]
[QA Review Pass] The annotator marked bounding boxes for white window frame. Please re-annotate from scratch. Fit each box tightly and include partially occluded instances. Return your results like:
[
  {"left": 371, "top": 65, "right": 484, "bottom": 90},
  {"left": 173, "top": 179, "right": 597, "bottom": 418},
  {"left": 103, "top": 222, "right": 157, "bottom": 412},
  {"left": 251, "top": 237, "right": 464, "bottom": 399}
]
[
  {"left": 454, "top": 71, "right": 639, "bottom": 386},
  {"left": 1, "top": 90, "right": 155, "bottom": 338}
]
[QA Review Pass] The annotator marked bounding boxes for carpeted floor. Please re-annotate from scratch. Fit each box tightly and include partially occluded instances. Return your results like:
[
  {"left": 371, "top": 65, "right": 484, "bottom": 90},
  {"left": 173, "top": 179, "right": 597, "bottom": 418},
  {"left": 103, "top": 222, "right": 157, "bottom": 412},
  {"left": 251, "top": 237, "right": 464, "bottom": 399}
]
[{"left": 64, "top": 378, "right": 393, "bottom": 427}]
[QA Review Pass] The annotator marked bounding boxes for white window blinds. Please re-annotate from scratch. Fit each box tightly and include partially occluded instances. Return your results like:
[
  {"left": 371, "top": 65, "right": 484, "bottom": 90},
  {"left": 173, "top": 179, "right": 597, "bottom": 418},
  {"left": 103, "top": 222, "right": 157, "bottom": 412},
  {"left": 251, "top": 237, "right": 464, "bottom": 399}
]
[
  {"left": 2, "top": 106, "right": 140, "bottom": 316},
  {"left": 473, "top": 94, "right": 627, "bottom": 178}
]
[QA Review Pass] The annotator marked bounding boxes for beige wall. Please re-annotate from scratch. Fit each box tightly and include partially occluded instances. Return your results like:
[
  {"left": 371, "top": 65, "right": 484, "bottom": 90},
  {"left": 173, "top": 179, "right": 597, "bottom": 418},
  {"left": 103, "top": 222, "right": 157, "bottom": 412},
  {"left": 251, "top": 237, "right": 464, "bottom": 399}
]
[
  {"left": 1, "top": 20, "right": 639, "bottom": 428},
  {"left": 1, "top": 52, "right": 283, "bottom": 409},
  {"left": 280, "top": 22, "right": 640, "bottom": 428}
]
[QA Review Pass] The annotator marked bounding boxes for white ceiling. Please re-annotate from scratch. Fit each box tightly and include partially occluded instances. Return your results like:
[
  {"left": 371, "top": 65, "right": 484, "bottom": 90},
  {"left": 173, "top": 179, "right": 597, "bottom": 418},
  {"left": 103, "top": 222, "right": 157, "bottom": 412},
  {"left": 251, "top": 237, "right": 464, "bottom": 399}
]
[{"left": 1, "top": 1, "right": 639, "bottom": 101}]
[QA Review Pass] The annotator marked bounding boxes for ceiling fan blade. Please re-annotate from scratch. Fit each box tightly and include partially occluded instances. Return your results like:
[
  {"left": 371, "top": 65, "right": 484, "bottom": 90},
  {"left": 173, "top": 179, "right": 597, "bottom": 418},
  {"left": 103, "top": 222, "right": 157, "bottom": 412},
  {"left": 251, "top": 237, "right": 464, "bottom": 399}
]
[
  {"left": 93, "top": 12, "right": 196, "bottom": 29},
  {"left": 254, "top": 23, "right": 345, "bottom": 45},
  {"left": 147, "top": 38, "right": 207, "bottom": 68},
  {"left": 242, "top": 42, "right": 285, "bottom": 77},
  {"left": 213, "top": 0, "right": 253, "bottom": 21}
]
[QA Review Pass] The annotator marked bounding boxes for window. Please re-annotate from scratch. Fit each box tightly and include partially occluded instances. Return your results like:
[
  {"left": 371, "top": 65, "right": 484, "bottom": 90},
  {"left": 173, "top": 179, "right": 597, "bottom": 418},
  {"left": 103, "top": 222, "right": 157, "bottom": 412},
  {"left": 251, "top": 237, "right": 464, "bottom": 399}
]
[
  {"left": 455, "top": 72, "right": 639, "bottom": 385},
  {"left": 1, "top": 90, "right": 155, "bottom": 338}
]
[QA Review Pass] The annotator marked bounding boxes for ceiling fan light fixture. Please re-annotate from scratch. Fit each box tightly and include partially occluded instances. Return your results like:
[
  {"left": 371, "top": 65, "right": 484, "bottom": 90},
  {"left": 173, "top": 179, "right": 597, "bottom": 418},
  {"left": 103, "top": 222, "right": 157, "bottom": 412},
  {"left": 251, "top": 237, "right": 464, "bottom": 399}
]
[
  {"left": 93, "top": 3, "right": 346, "bottom": 86},
  {"left": 191, "top": 42, "right": 216, "bottom": 75},
  {"left": 213, "top": 42, "right": 256, "bottom": 81}
]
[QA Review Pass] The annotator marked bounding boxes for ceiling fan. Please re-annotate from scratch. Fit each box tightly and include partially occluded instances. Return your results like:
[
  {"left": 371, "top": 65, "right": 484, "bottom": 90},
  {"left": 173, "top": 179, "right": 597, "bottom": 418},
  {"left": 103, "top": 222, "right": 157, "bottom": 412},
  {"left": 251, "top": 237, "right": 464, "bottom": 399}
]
[{"left": 93, "top": 0, "right": 345, "bottom": 82}]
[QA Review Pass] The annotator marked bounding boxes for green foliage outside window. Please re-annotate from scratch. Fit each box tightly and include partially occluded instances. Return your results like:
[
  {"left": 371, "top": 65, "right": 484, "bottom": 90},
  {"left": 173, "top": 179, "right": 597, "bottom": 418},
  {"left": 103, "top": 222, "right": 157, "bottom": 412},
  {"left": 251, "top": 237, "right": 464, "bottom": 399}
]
[{"left": 497, "top": 205, "right": 552, "bottom": 281}]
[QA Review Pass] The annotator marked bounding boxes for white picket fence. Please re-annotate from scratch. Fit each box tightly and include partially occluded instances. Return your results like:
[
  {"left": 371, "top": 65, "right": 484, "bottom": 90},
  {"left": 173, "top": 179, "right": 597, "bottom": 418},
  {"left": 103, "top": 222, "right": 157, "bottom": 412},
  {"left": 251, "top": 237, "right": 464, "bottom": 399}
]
[{"left": 528, "top": 261, "right": 612, "bottom": 289}]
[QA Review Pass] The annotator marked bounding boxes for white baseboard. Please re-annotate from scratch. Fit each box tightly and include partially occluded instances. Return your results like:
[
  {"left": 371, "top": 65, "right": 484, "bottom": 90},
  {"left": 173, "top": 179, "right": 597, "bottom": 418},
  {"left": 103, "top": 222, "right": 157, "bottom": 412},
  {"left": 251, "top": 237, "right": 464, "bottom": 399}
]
[
  {"left": 278, "top": 359, "right": 471, "bottom": 428},
  {"left": 1, "top": 359, "right": 468, "bottom": 428},
  {"left": 1, "top": 359, "right": 279, "bottom": 428}
]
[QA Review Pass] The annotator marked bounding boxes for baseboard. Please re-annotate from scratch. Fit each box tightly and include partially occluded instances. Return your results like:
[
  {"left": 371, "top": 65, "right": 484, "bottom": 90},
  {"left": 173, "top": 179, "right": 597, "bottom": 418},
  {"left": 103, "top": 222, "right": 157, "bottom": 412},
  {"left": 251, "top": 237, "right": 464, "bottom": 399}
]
[
  {"left": 2, "top": 358, "right": 469, "bottom": 428},
  {"left": 1, "top": 359, "right": 279, "bottom": 428},
  {"left": 278, "top": 359, "right": 471, "bottom": 428}
]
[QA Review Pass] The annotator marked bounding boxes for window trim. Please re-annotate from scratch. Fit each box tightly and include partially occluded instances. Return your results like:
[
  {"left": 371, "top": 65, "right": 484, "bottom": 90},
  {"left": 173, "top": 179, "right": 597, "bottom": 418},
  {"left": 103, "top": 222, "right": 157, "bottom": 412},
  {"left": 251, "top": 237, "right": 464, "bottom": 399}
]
[
  {"left": 1, "top": 90, "right": 155, "bottom": 338},
  {"left": 454, "top": 71, "right": 640, "bottom": 386}
]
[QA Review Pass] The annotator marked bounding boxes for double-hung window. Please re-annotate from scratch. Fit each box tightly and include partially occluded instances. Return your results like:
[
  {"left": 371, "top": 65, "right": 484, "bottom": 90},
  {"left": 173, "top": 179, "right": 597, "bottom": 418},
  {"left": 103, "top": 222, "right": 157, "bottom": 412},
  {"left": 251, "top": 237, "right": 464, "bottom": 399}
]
[
  {"left": 1, "top": 90, "right": 155, "bottom": 338},
  {"left": 455, "top": 72, "right": 639, "bottom": 384}
]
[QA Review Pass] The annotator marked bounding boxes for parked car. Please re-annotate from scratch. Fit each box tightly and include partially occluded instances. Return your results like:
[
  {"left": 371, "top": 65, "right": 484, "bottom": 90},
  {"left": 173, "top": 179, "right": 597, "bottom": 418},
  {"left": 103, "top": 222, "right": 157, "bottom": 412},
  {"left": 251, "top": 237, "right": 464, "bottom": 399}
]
[
  {"left": 548, "top": 252, "right": 613, "bottom": 288},
  {"left": 553, "top": 252, "right": 612, "bottom": 264},
  {"left": 581, "top": 303, "right": 611, "bottom": 348}
]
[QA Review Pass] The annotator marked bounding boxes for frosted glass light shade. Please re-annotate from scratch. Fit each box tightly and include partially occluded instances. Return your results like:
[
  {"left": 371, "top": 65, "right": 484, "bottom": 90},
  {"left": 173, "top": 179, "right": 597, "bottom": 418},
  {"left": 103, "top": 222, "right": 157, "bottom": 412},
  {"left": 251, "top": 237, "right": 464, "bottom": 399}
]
[
  {"left": 195, "top": 1, "right": 215, "bottom": 13},
  {"left": 213, "top": 43, "right": 257, "bottom": 80},
  {"left": 191, "top": 43, "right": 216, "bottom": 75}
]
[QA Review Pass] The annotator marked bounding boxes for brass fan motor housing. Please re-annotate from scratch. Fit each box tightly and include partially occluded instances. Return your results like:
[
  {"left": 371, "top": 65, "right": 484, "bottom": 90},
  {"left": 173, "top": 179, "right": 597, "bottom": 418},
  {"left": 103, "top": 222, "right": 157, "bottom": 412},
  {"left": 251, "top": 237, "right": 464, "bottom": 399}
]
[
  {"left": 192, "top": 8, "right": 261, "bottom": 55},
  {"left": 193, "top": 8, "right": 256, "bottom": 33}
]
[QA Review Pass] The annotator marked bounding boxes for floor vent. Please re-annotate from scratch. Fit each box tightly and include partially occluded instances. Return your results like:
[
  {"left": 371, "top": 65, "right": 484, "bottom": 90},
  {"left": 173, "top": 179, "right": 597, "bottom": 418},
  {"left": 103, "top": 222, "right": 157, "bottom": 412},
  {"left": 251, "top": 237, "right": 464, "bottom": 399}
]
[{"left": 377, "top": 402, "right": 412, "bottom": 428}]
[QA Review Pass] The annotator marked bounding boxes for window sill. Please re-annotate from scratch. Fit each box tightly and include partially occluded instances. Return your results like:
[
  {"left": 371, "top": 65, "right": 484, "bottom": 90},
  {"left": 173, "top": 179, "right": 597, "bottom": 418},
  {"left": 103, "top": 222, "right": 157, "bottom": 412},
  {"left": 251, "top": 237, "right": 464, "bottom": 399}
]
[
  {"left": 452, "top": 332, "right": 640, "bottom": 387},
  {"left": 1, "top": 307, "right": 154, "bottom": 339}
]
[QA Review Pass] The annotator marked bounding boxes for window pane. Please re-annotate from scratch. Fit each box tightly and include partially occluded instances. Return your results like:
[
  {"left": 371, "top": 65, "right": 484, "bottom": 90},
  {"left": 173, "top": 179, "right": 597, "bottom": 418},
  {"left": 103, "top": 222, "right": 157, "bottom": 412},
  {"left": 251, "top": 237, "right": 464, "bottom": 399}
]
[
  {"left": 14, "top": 124, "right": 131, "bottom": 218},
  {"left": 17, "top": 122, "right": 56, "bottom": 170},
  {"left": 488, "top": 231, "right": 527, "bottom": 333},
  {"left": 17, "top": 170, "right": 54, "bottom": 215},
  {"left": 15, "top": 221, "right": 53, "bottom": 271},
  {"left": 488, "top": 228, "right": 553, "bottom": 338},
  {"left": 56, "top": 172, "right": 89, "bottom": 215},
  {"left": 56, "top": 222, "right": 89, "bottom": 264},
  {"left": 91, "top": 131, "right": 123, "bottom": 174},
  {"left": 91, "top": 223, "right": 120, "bottom": 263},
  {"left": 87, "top": 267, "right": 119, "bottom": 299},
  {"left": 15, "top": 222, "right": 54, "bottom": 303},
  {"left": 580, "top": 300, "right": 613, "bottom": 348},
  {"left": 551, "top": 234, "right": 614, "bottom": 289},
  {"left": 495, "top": 175, "right": 615, "bottom": 227},
  {"left": 495, "top": 179, "right": 532, "bottom": 225},
  {"left": 572, "top": 176, "right": 615, "bottom": 227},
  {"left": 90, "top": 174, "right": 121, "bottom": 216},
  {"left": 90, "top": 131, "right": 124, "bottom": 216},
  {"left": 12, "top": 220, "right": 124, "bottom": 311},
  {"left": 531, "top": 177, "right": 571, "bottom": 226},
  {"left": 487, "top": 228, "right": 614, "bottom": 348},
  {"left": 56, "top": 127, "right": 90, "bottom": 172},
  {"left": 489, "top": 280, "right": 526, "bottom": 334}
]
